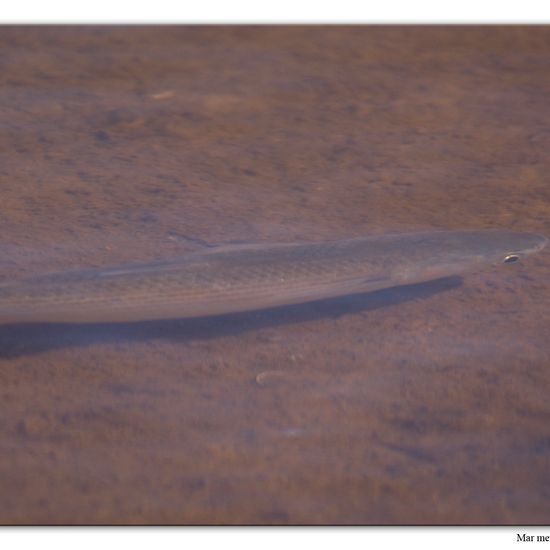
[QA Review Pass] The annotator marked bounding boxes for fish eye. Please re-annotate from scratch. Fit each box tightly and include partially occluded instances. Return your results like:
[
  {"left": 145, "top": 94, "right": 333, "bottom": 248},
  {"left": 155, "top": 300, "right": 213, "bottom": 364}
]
[{"left": 503, "top": 254, "right": 520, "bottom": 264}]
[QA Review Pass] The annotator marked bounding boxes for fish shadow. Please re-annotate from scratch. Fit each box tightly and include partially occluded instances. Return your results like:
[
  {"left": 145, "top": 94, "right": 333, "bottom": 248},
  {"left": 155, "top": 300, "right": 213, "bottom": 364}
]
[{"left": 0, "top": 276, "right": 462, "bottom": 358}]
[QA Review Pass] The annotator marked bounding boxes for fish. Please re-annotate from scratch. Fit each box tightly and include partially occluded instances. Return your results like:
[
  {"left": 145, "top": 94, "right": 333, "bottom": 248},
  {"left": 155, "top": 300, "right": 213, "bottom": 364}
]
[{"left": 0, "top": 230, "right": 546, "bottom": 325}]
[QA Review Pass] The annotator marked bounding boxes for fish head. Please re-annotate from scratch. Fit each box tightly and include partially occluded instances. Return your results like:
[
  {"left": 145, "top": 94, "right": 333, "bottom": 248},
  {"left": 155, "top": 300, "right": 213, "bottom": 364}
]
[
  {"left": 482, "top": 231, "right": 548, "bottom": 265},
  {"left": 391, "top": 230, "right": 547, "bottom": 284}
]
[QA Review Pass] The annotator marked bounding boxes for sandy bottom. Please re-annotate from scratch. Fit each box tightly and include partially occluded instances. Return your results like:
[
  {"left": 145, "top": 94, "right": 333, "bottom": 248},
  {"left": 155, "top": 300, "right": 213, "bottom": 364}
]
[{"left": 0, "top": 26, "right": 549, "bottom": 524}]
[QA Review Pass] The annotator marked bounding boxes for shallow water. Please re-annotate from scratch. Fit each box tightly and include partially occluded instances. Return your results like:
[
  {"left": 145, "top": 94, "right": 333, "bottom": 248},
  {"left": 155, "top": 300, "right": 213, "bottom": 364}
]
[{"left": 0, "top": 26, "right": 549, "bottom": 524}]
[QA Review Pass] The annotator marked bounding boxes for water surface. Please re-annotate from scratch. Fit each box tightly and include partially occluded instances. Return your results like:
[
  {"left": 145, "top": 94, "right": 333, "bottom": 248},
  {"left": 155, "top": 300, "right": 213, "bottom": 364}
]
[{"left": 0, "top": 26, "right": 549, "bottom": 524}]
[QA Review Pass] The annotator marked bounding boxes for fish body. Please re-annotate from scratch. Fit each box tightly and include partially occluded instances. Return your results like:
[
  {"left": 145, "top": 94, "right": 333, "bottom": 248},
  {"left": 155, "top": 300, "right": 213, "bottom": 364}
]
[{"left": 0, "top": 231, "right": 546, "bottom": 324}]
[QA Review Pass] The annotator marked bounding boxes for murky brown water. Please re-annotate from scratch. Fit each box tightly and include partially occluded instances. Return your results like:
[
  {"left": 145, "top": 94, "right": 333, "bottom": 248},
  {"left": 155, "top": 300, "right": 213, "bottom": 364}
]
[{"left": 0, "top": 26, "right": 549, "bottom": 524}]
